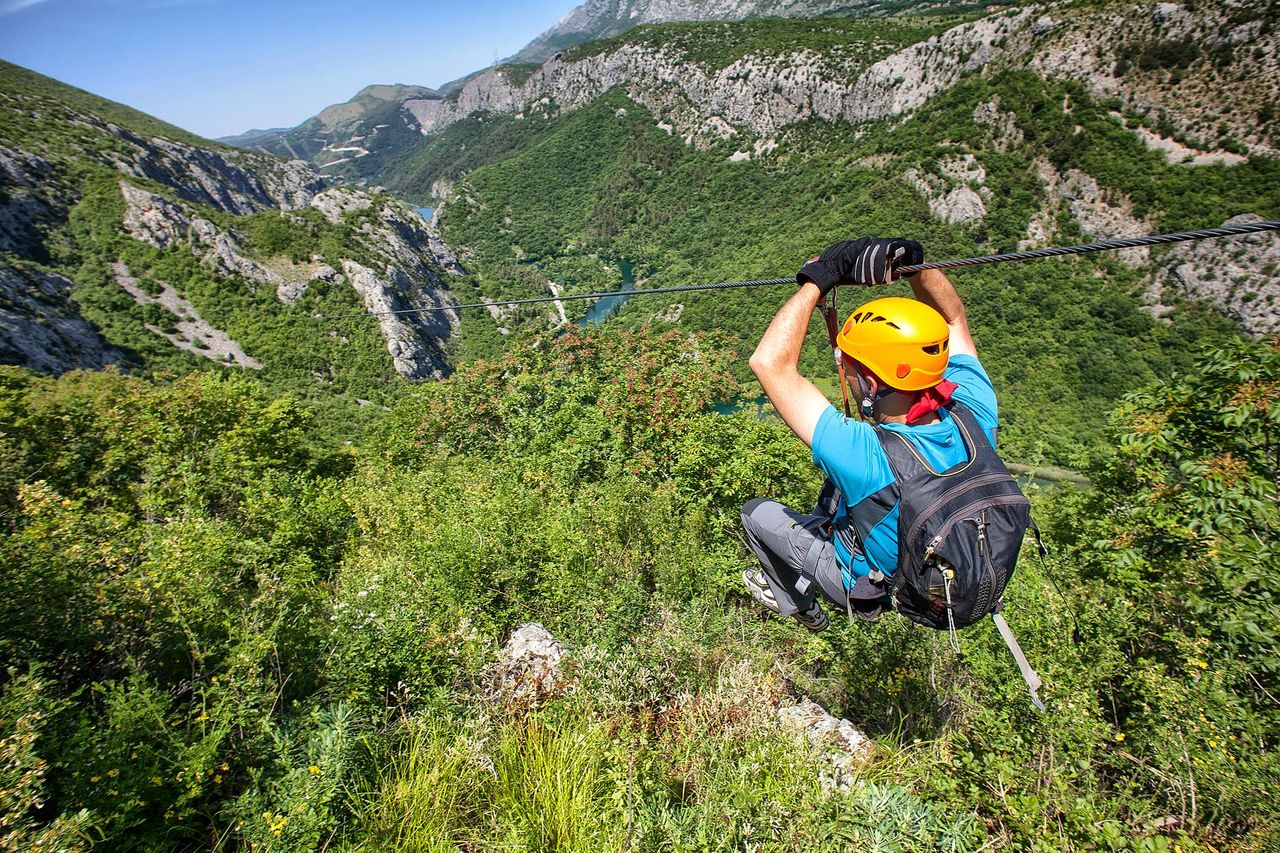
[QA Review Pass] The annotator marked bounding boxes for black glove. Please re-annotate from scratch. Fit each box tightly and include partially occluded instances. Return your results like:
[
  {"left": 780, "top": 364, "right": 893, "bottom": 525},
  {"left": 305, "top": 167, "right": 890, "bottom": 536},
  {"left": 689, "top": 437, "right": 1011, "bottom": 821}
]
[{"left": 797, "top": 237, "right": 924, "bottom": 294}]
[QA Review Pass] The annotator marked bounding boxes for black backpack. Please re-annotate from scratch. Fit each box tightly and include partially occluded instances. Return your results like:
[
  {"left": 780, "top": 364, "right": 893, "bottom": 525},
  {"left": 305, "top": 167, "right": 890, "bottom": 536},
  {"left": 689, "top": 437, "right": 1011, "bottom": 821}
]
[{"left": 829, "top": 402, "right": 1046, "bottom": 709}]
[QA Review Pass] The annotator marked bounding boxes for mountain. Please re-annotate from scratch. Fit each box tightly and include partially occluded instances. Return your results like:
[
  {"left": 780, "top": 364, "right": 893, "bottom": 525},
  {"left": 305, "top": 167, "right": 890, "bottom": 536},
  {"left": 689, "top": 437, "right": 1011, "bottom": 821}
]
[
  {"left": 0, "top": 61, "right": 462, "bottom": 410},
  {"left": 219, "top": 83, "right": 441, "bottom": 181},
  {"left": 222, "top": 2, "right": 1000, "bottom": 185},
  {"left": 505, "top": 0, "right": 999, "bottom": 64}
]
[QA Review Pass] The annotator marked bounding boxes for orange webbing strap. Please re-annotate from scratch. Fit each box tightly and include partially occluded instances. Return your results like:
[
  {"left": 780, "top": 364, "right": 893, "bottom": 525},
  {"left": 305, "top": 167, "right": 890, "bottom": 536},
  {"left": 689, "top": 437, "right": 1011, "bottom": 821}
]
[{"left": 817, "top": 290, "right": 853, "bottom": 419}]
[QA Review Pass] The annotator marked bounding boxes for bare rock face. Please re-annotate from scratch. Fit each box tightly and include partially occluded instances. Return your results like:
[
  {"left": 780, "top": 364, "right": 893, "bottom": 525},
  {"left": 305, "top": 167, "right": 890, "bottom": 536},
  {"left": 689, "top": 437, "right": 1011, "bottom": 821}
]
[
  {"left": 341, "top": 260, "right": 454, "bottom": 379},
  {"left": 1021, "top": 163, "right": 1152, "bottom": 265},
  {"left": 400, "top": 1, "right": 1277, "bottom": 169},
  {"left": 106, "top": 124, "right": 324, "bottom": 214},
  {"left": 310, "top": 187, "right": 373, "bottom": 224},
  {"left": 409, "top": 11, "right": 1034, "bottom": 145},
  {"left": 119, "top": 182, "right": 293, "bottom": 295},
  {"left": 120, "top": 183, "right": 192, "bottom": 249},
  {"left": 1024, "top": 1, "right": 1278, "bottom": 157},
  {"left": 0, "top": 265, "right": 125, "bottom": 373},
  {"left": 1150, "top": 214, "right": 1280, "bottom": 336},
  {"left": 0, "top": 146, "right": 57, "bottom": 256},
  {"left": 777, "top": 698, "right": 873, "bottom": 791},
  {"left": 486, "top": 623, "right": 568, "bottom": 707},
  {"left": 904, "top": 164, "right": 990, "bottom": 226}
]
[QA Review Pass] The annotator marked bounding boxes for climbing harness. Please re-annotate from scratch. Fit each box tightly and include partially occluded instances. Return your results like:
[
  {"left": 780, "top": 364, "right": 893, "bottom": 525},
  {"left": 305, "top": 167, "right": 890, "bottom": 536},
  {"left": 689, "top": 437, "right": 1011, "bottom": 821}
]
[{"left": 326, "top": 219, "right": 1280, "bottom": 319}]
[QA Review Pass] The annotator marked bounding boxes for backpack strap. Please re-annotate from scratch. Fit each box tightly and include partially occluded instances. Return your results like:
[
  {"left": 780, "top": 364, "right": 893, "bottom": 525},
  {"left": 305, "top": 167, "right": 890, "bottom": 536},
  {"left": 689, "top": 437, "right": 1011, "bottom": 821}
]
[{"left": 991, "top": 605, "right": 1045, "bottom": 712}]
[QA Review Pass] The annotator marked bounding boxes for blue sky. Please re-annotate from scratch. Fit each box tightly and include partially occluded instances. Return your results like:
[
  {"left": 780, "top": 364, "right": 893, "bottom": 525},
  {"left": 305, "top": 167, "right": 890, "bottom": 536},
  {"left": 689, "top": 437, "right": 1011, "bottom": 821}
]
[{"left": 0, "top": 0, "right": 573, "bottom": 138}]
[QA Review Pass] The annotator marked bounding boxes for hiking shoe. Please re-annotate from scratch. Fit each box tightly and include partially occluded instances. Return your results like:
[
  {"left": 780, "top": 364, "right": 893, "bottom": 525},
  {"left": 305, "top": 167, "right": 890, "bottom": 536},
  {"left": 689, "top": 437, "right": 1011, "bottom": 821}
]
[
  {"left": 743, "top": 569, "right": 829, "bottom": 632},
  {"left": 742, "top": 569, "right": 782, "bottom": 614},
  {"left": 793, "top": 602, "right": 829, "bottom": 633}
]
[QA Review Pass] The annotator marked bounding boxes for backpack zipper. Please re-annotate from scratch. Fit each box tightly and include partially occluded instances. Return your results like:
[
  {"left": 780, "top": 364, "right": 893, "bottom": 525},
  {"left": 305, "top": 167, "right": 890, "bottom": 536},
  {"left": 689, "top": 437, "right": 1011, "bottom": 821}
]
[
  {"left": 907, "top": 472, "right": 1014, "bottom": 562},
  {"left": 915, "top": 493, "right": 1029, "bottom": 568}
]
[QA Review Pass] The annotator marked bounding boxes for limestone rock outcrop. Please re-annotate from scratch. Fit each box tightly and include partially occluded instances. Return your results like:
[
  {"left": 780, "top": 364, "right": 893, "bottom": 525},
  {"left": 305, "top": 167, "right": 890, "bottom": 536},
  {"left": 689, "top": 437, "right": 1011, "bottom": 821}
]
[
  {"left": 406, "top": 11, "right": 1034, "bottom": 145},
  {"left": 115, "top": 181, "right": 457, "bottom": 378},
  {"left": 1150, "top": 214, "right": 1280, "bottom": 336},
  {"left": 0, "top": 265, "right": 125, "bottom": 374},
  {"left": 105, "top": 124, "right": 323, "bottom": 215},
  {"left": 486, "top": 623, "right": 569, "bottom": 707},
  {"left": 778, "top": 698, "right": 874, "bottom": 791}
]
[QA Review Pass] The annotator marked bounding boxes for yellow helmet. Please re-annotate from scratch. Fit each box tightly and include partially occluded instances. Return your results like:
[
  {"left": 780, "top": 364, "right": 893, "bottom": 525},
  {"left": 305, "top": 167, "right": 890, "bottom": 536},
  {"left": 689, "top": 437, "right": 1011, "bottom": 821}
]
[{"left": 836, "top": 297, "right": 950, "bottom": 391}]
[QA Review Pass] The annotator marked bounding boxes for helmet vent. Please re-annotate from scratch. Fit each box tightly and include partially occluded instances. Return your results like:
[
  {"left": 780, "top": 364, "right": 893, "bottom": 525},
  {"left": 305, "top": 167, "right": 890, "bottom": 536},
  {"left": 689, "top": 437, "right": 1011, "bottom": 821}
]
[{"left": 853, "top": 312, "right": 895, "bottom": 326}]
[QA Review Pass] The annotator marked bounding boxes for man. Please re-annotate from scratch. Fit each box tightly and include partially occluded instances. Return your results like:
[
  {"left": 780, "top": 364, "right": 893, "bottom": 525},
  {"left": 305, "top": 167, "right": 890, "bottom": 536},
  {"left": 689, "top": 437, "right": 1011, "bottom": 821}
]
[{"left": 740, "top": 237, "right": 999, "bottom": 631}]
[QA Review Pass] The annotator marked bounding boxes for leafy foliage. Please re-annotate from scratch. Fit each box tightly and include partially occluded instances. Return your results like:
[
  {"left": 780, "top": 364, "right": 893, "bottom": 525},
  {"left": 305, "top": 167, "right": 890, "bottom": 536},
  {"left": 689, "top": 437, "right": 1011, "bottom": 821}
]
[{"left": 2, "top": 331, "right": 1278, "bottom": 849}]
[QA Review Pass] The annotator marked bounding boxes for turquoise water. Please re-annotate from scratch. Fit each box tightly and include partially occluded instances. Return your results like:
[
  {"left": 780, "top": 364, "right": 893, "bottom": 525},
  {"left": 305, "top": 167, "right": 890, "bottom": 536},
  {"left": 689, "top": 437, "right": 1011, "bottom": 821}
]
[
  {"left": 579, "top": 259, "right": 636, "bottom": 326},
  {"left": 415, "top": 206, "right": 434, "bottom": 222},
  {"left": 714, "top": 395, "right": 769, "bottom": 415}
]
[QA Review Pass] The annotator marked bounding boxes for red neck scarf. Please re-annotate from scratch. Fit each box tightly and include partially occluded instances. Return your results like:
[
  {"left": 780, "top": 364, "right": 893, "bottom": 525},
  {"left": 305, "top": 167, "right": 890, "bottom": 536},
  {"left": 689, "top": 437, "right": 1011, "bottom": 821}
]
[{"left": 906, "top": 380, "right": 957, "bottom": 425}]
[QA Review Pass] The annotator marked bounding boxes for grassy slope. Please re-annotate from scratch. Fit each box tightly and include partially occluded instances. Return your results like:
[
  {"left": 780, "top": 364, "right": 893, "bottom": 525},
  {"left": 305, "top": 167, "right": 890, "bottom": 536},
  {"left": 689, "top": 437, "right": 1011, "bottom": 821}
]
[{"left": 0, "top": 59, "right": 226, "bottom": 151}]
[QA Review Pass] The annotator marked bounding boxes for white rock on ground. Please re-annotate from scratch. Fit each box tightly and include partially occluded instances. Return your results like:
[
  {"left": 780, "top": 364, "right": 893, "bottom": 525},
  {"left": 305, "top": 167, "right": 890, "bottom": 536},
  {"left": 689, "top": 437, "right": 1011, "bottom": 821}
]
[
  {"left": 488, "top": 622, "right": 568, "bottom": 706},
  {"left": 778, "top": 698, "right": 873, "bottom": 792}
]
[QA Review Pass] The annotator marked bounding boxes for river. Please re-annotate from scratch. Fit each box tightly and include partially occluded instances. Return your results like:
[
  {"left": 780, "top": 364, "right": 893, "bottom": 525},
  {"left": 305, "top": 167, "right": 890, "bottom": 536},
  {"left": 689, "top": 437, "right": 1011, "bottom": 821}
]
[
  {"left": 415, "top": 206, "right": 435, "bottom": 222},
  {"left": 579, "top": 259, "right": 636, "bottom": 326}
]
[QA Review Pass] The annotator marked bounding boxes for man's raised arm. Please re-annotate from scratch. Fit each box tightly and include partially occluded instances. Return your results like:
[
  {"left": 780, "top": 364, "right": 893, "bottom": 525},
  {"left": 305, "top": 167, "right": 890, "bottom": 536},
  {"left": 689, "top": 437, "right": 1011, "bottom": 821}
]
[
  {"left": 749, "top": 282, "right": 831, "bottom": 448},
  {"left": 908, "top": 268, "right": 976, "bottom": 358}
]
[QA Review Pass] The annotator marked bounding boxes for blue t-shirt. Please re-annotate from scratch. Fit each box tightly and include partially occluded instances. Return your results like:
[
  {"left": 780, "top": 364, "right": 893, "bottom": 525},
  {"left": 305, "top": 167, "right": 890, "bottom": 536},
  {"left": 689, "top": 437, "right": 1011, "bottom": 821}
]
[{"left": 810, "top": 354, "right": 998, "bottom": 588}]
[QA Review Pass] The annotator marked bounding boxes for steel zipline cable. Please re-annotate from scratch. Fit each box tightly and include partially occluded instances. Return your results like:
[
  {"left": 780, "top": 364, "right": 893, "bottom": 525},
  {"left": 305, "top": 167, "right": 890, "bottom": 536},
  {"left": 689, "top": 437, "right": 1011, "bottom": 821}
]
[{"left": 325, "top": 219, "right": 1280, "bottom": 320}]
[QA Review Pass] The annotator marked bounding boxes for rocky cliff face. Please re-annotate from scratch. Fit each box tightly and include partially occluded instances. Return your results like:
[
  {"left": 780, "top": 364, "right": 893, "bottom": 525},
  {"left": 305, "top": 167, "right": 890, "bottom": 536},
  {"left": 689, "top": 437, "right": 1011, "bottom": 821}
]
[
  {"left": 411, "top": 2, "right": 1277, "bottom": 158},
  {"left": 0, "top": 62, "right": 464, "bottom": 377},
  {"left": 1149, "top": 214, "right": 1280, "bottom": 337},
  {"left": 0, "top": 265, "right": 126, "bottom": 373},
  {"left": 405, "top": 11, "right": 1034, "bottom": 144},
  {"left": 113, "top": 182, "right": 459, "bottom": 379}
]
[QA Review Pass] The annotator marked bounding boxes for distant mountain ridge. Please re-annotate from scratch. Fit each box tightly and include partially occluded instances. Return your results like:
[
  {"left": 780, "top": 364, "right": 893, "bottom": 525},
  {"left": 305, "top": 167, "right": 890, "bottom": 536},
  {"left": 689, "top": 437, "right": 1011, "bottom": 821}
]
[
  {"left": 219, "top": 83, "right": 439, "bottom": 158},
  {"left": 507, "top": 0, "right": 983, "bottom": 64},
  {"left": 223, "top": 1, "right": 991, "bottom": 173}
]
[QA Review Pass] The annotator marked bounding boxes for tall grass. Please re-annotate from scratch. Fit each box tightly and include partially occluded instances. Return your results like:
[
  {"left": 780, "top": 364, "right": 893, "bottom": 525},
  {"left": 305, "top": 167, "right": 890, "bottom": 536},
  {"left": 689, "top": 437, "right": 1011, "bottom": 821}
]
[
  {"left": 350, "top": 717, "right": 485, "bottom": 851},
  {"left": 350, "top": 714, "right": 617, "bottom": 851}
]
